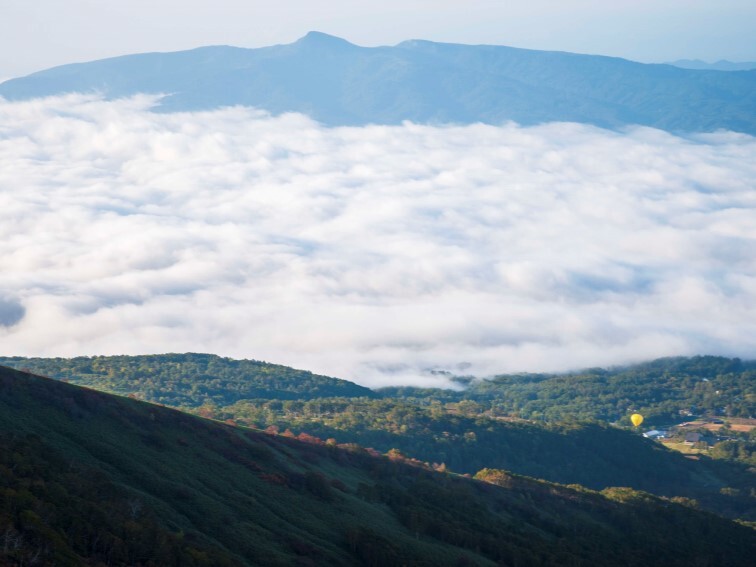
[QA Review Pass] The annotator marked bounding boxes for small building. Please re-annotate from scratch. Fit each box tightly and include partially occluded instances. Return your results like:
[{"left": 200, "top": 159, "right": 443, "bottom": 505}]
[
  {"left": 684, "top": 432, "right": 702, "bottom": 444},
  {"left": 683, "top": 432, "right": 716, "bottom": 446},
  {"left": 643, "top": 430, "right": 667, "bottom": 439}
]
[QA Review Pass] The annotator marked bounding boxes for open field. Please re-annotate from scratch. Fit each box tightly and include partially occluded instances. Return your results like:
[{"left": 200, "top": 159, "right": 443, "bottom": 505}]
[
  {"left": 660, "top": 440, "right": 709, "bottom": 455},
  {"left": 676, "top": 417, "right": 756, "bottom": 433}
]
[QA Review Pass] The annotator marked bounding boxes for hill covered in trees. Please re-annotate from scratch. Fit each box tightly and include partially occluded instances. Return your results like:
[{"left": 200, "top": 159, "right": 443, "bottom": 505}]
[
  {"left": 4, "top": 354, "right": 752, "bottom": 423},
  {"left": 382, "top": 356, "right": 756, "bottom": 423},
  {"left": 208, "top": 397, "right": 755, "bottom": 522},
  {"left": 1, "top": 364, "right": 755, "bottom": 566},
  {"left": 3, "top": 354, "right": 754, "bottom": 523},
  {"left": 0, "top": 353, "right": 373, "bottom": 405}
]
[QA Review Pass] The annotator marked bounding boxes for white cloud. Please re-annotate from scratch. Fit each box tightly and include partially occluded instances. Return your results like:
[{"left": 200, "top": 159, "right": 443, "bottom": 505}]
[{"left": 1, "top": 94, "right": 755, "bottom": 387}]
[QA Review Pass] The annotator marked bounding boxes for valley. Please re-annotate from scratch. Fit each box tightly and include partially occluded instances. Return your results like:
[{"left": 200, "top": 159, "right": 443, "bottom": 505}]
[{"left": 2, "top": 354, "right": 754, "bottom": 526}]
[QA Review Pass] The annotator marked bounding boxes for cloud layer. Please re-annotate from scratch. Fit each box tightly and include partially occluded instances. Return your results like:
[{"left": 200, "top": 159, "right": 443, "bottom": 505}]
[{"left": 1, "top": 95, "right": 755, "bottom": 387}]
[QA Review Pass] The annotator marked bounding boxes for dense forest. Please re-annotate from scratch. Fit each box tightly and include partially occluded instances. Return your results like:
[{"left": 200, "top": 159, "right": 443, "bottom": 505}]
[
  {"left": 0, "top": 353, "right": 373, "bottom": 404},
  {"left": 1, "top": 354, "right": 754, "bottom": 522},
  {"left": 205, "top": 397, "right": 755, "bottom": 521},
  {"left": 1, "top": 365, "right": 755, "bottom": 566},
  {"left": 381, "top": 356, "right": 756, "bottom": 422},
  {"left": 3, "top": 355, "right": 752, "bottom": 423}
]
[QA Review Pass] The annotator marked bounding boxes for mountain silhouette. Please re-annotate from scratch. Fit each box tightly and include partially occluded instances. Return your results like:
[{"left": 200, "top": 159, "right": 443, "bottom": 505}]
[{"left": 2, "top": 32, "right": 755, "bottom": 133}]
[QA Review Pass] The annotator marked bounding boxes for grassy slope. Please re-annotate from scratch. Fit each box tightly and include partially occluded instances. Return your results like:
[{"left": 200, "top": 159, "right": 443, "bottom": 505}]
[
  {"left": 3, "top": 355, "right": 754, "bottom": 522},
  {"left": 0, "top": 365, "right": 473, "bottom": 566},
  {"left": 216, "top": 399, "right": 756, "bottom": 521},
  {"left": 1, "top": 365, "right": 755, "bottom": 566}
]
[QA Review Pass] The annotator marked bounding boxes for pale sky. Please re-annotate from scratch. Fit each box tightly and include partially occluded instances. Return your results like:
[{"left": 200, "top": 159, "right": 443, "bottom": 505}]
[{"left": 2, "top": 0, "right": 755, "bottom": 79}]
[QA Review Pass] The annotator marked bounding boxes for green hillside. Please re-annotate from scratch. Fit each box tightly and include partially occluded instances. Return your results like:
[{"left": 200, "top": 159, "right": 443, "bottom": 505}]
[
  {"left": 6, "top": 354, "right": 751, "bottom": 424},
  {"left": 211, "top": 397, "right": 755, "bottom": 521},
  {"left": 1, "top": 365, "right": 755, "bottom": 566},
  {"left": 3, "top": 354, "right": 754, "bottom": 523},
  {"left": 0, "top": 353, "right": 373, "bottom": 405},
  {"left": 380, "top": 356, "right": 756, "bottom": 423}
]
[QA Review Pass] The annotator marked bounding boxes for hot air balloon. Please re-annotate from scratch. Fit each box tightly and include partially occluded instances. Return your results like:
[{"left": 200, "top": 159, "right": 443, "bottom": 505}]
[{"left": 630, "top": 413, "right": 644, "bottom": 427}]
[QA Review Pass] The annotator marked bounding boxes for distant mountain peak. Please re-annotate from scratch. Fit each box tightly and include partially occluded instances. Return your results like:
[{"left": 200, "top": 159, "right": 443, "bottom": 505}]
[
  {"left": 667, "top": 58, "right": 756, "bottom": 71},
  {"left": 295, "top": 31, "right": 356, "bottom": 49},
  {"left": 396, "top": 38, "right": 433, "bottom": 48}
]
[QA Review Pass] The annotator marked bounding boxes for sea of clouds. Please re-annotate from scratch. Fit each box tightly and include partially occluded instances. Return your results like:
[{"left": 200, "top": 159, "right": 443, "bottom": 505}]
[{"left": 1, "top": 94, "right": 755, "bottom": 387}]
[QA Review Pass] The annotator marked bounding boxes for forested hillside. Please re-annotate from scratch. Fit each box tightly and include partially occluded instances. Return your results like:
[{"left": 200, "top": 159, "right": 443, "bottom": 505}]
[
  {"left": 3, "top": 355, "right": 754, "bottom": 523},
  {"left": 208, "top": 397, "right": 755, "bottom": 521},
  {"left": 0, "top": 353, "right": 373, "bottom": 404},
  {"left": 1, "top": 365, "right": 755, "bottom": 566},
  {"left": 381, "top": 356, "right": 756, "bottom": 423},
  {"left": 4, "top": 354, "right": 752, "bottom": 422}
]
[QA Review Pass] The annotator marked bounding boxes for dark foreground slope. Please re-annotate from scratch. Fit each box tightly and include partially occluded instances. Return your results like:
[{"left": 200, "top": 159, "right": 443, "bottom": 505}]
[
  {"left": 214, "top": 398, "right": 756, "bottom": 521},
  {"left": 5, "top": 355, "right": 755, "bottom": 522},
  {"left": 1, "top": 32, "right": 755, "bottom": 134},
  {"left": 1, "top": 365, "right": 755, "bottom": 566}
]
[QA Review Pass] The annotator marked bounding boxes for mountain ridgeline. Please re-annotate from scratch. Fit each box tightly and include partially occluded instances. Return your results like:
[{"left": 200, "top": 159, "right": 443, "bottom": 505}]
[
  {"left": 669, "top": 59, "right": 756, "bottom": 71},
  {"left": 3, "top": 353, "right": 751, "bottom": 422},
  {"left": 1, "top": 364, "right": 755, "bottom": 566},
  {"left": 1, "top": 32, "right": 755, "bottom": 134},
  {"left": 0, "top": 353, "right": 373, "bottom": 405}
]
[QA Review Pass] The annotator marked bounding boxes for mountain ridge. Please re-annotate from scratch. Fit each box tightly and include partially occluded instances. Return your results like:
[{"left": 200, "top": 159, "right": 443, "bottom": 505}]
[
  {"left": 0, "top": 352, "right": 374, "bottom": 404},
  {"left": 668, "top": 59, "right": 756, "bottom": 71},
  {"left": 2, "top": 32, "right": 754, "bottom": 134}
]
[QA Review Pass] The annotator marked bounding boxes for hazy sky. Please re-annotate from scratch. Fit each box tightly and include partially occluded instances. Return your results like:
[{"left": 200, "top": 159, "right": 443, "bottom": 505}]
[{"left": 2, "top": 0, "right": 755, "bottom": 78}]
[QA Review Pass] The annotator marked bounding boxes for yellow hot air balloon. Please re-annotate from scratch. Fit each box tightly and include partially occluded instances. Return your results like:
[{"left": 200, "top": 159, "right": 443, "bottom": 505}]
[{"left": 630, "top": 413, "right": 644, "bottom": 427}]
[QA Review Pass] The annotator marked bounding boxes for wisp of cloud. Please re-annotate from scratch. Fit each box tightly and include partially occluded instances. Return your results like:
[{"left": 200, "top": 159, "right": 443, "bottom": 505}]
[{"left": 1, "top": 95, "right": 755, "bottom": 387}]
